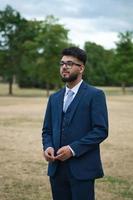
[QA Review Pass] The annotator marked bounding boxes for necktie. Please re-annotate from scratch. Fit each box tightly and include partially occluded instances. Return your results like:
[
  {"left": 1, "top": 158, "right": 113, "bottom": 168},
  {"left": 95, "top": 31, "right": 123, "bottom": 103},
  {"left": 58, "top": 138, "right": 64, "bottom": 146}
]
[{"left": 63, "top": 90, "right": 74, "bottom": 112}]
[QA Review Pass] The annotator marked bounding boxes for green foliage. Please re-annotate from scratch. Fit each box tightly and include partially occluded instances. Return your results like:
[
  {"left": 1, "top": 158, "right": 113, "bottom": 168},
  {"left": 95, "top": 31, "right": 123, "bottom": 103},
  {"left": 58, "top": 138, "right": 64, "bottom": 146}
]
[
  {"left": 112, "top": 31, "right": 133, "bottom": 87},
  {"left": 0, "top": 5, "right": 133, "bottom": 94},
  {"left": 84, "top": 32, "right": 133, "bottom": 88},
  {"left": 35, "top": 15, "right": 70, "bottom": 91},
  {"left": 0, "top": 6, "right": 70, "bottom": 94},
  {"left": 0, "top": 5, "right": 29, "bottom": 94},
  {"left": 84, "top": 42, "right": 115, "bottom": 86},
  {"left": 16, "top": 20, "right": 42, "bottom": 88}
]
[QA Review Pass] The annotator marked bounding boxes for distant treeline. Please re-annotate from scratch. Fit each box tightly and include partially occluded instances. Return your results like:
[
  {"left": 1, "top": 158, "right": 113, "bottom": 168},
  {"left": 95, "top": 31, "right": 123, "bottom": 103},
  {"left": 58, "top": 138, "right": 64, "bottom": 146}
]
[{"left": 0, "top": 5, "right": 133, "bottom": 95}]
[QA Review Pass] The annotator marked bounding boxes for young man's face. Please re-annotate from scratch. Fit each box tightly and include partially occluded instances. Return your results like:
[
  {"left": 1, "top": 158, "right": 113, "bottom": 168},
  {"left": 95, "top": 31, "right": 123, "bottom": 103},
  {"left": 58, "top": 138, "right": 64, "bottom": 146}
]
[{"left": 60, "top": 56, "right": 84, "bottom": 83}]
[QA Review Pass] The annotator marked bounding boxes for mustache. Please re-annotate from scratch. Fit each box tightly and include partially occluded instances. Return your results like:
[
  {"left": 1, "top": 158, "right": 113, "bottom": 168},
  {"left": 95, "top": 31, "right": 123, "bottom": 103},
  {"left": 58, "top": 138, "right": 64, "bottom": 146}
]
[{"left": 62, "top": 69, "right": 69, "bottom": 73}]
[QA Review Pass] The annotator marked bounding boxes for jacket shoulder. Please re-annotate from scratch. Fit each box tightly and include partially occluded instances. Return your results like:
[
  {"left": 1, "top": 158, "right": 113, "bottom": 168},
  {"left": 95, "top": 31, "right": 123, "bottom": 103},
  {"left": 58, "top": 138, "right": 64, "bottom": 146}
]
[
  {"left": 49, "top": 88, "right": 65, "bottom": 99},
  {"left": 83, "top": 82, "right": 105, "bottom": 95}
]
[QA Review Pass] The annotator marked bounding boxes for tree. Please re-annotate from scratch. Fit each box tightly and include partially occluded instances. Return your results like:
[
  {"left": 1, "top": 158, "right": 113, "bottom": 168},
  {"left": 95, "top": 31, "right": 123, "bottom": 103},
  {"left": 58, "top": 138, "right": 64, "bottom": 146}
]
[
  {"left": 0, "top": 5, "right": 28, "bottom": 95},
  {"left": 16, "top": 20, "right": 41, "bottom": 88},
  {"left": 35, "top": 16, "right": 70, "bottom": 96},
  {"left": 113, "top": 31, "right": 133, "bottom": 93},
  {"left": 0, "top": 6, "right": 70, "bottom": 95},
  {"left": 84, "top": 42, "right": 115, "bottom": 86}
]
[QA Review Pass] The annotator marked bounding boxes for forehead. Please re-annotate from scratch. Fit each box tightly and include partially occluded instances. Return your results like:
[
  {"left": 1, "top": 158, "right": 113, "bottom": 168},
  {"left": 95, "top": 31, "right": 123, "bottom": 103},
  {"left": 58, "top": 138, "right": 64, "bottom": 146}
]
[{"left": 61, "top": 55, "right": 79, "bottom": 62}]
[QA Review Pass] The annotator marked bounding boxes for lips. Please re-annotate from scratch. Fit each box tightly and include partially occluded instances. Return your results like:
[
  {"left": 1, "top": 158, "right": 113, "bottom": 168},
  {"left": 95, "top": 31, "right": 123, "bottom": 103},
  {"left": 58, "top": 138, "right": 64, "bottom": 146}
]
[{"left": 62, "top": 71, "right": 69, "bottom": 76}]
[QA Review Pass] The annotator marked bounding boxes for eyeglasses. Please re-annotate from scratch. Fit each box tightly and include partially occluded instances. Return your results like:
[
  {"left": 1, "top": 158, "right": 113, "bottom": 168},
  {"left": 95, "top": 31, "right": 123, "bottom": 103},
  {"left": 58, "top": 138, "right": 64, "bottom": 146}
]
[{"left": 60, "top": 60, "right": 81, "bottom": 69}]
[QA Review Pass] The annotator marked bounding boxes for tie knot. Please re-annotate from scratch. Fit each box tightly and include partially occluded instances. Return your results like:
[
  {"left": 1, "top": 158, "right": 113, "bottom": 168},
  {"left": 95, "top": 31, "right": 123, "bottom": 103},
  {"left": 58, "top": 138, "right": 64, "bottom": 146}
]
[{"left": 67, "top": 90, "right": 74, "bottom": 97}]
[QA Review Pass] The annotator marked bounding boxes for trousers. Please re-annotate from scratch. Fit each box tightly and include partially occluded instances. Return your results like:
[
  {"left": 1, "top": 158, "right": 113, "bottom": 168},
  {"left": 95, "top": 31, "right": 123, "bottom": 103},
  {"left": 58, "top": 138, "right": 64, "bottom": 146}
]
[{"left": 49, "top": 161, "right": 95, "bottom": 200}]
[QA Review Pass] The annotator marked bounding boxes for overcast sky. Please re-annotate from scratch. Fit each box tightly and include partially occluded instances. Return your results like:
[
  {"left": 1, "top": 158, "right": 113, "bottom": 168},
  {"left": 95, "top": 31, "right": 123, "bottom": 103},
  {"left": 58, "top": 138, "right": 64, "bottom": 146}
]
[{"left": 0, "top": 0, "right": 133, "bottom": 49}]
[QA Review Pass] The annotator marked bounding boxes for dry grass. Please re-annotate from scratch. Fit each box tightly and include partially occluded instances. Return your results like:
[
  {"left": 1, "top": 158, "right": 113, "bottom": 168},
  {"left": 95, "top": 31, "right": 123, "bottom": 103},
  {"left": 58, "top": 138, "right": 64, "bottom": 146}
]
[{"left": 0, "top": 90, "right": 133, "bottom": 199}]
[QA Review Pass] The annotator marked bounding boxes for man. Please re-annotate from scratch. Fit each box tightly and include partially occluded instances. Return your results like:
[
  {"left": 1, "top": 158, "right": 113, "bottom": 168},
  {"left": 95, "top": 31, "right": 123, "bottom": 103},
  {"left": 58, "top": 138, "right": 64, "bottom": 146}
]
[{"left": 42, "top": 47, "right": 108, "bottom": 200}]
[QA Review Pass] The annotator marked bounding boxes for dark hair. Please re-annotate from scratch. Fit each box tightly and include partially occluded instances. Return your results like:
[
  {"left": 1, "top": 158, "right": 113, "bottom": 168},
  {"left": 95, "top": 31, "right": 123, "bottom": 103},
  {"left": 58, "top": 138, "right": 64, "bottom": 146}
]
[{"left": 61, "top": 46, "right": 87, "bottom": 65}]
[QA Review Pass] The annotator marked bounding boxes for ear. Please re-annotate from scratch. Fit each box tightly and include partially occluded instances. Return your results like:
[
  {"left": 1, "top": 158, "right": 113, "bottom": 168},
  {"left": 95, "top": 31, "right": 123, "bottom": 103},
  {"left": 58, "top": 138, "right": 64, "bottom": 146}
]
[{"left": 80, "top": 65, "right": 85, "bottom": 73}]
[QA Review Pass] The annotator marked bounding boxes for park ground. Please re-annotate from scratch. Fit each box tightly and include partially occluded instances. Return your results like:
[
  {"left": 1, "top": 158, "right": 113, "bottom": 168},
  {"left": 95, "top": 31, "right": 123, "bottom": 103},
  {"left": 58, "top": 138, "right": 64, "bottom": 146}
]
[{"left": 0, "top": 84, "right": 133, "bottom": 200}]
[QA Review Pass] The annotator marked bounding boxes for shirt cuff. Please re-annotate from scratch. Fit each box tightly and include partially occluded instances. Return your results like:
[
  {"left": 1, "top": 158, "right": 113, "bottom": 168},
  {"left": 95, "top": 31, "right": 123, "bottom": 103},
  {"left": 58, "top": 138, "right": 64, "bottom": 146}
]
[
  {"left": 68, "top": 145, "right": 75, "bottom": 156},
  {"left": 45, "top": 147, "right": 53, "bottom": 151}
]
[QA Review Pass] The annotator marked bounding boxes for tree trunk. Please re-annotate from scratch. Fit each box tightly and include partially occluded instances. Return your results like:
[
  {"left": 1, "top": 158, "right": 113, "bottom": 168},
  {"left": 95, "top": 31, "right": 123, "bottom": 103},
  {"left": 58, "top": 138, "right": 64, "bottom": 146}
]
[
  {"left": 121, "top": 82, "right": 126, "bottom": 94},
  {"left": 8, "top": 78, "right": 13, "bottom": 95},
  {"left": 46, "top": 82, "right": 50, "bottom": 97}
]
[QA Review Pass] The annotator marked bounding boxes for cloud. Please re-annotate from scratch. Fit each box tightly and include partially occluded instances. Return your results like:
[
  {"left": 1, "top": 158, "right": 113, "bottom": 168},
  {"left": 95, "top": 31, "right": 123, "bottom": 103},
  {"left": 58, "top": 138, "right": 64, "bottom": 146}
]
[
  {"left": 60, "top": 17, "right": 117, "bottom": 49},
  {"left": 0, "top": 0, "right": 132, "bottom": 49}
]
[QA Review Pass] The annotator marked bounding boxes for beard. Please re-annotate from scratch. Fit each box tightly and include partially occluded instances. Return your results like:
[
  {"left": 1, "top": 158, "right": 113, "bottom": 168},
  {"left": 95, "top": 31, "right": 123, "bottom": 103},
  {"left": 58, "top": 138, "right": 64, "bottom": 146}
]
[{"left": 61, "top": 73, "right": 78, "bottom": 82}]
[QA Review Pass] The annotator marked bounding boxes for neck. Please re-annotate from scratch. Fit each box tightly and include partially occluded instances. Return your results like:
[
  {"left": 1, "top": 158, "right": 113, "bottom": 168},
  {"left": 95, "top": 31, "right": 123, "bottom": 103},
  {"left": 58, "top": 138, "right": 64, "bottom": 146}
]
[{"left": 67, "top": 77, "right": 82, "bottom": 89}]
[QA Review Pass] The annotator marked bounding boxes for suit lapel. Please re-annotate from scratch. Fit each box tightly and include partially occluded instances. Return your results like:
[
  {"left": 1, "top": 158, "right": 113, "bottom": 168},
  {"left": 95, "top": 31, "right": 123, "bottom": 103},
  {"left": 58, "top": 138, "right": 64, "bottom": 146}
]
[
  {"left": 55, "top": 82, "right": 88, "bottom": 127},
  {"left": 67, "top": 81, "right": 87, "bottom": 124},
  {"left": 56, "top": 87, "right": 65, "bottom": 128}
]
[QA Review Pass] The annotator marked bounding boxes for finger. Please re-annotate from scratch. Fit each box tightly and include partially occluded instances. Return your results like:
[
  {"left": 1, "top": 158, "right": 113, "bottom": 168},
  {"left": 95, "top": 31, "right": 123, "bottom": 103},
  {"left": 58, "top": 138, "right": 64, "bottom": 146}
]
[
  {"left": 46, "top": 155, "right": 55, "bottom": 162},
  {"left": 55, "top": 154, "right": 66, "bottom": 161},
  {"left": 47, "top": 149, "right": 54, "bottom": 156},
  {"left": 45, "top": 151, "right": 54, "bottom": 160},
  {"left": 55, "top": 153, "right": 63, "bottom": 159},
  {"left": 57, "top": 148, "right": 66, "bottom": 155},
  {"left": 57, "top": 156, "right": 66, "bottom": 161},
  {"left": 56, "top": 149, "right": 62, "bottom": 155},
  {"left": 47, "top": 151, "right": 53, "bottom": 157}
]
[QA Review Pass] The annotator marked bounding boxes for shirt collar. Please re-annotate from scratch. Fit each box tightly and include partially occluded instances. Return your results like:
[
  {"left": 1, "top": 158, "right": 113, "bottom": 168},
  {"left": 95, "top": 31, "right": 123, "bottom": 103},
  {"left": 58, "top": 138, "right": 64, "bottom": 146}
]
[{"left": 65, "top": 79, "right": 83, "bottom": 95}]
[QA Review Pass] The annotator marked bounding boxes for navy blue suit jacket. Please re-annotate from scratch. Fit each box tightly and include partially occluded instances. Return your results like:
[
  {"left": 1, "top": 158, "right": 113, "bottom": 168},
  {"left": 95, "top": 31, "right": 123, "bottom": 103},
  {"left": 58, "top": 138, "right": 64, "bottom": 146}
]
[{"left": 42, "top": 81, "right": 108, "bottom": 180}]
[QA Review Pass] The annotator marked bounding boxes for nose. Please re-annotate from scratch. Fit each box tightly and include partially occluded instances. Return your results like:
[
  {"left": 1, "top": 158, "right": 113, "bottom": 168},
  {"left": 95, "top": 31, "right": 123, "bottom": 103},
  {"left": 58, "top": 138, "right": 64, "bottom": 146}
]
[
  {"left": 62, "top": 61, "right": 67, "bottom": 66},
  {"left": 62, "top": 63, "right": 67, "bottom": 69}
]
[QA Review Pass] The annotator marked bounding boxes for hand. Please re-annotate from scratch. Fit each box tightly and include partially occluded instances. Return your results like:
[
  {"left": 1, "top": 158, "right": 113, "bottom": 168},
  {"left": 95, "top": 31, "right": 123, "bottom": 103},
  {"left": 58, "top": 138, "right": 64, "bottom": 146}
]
[
  {"left": 43, "top": 147, "right": 55, "bottom": 162},
  {"left": 55, "top": 145, "right": 73, "bottom": 161}
]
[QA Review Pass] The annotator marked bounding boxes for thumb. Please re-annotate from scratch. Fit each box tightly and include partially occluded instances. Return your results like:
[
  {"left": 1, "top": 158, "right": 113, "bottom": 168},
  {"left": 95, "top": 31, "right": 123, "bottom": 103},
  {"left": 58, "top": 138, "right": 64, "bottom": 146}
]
[{"left": 57, "top": 147, "right": 63, "bottom": 155}]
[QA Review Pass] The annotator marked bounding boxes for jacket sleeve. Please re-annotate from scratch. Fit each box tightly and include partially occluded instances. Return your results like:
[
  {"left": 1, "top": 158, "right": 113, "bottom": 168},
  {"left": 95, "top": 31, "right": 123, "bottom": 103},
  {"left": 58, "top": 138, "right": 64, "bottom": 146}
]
[
  {"left": 42, "top": 96, "right": 53, "bottom": 150},
  {"left": 69, "top": 90, "right": 108, "bottom": 157}
]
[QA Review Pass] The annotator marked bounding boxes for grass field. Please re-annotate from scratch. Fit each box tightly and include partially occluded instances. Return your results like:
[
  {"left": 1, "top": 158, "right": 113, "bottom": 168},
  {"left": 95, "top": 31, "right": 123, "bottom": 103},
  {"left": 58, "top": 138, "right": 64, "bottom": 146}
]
[{"left": 0, "top": 84, "right": 133, "bottom": 200}]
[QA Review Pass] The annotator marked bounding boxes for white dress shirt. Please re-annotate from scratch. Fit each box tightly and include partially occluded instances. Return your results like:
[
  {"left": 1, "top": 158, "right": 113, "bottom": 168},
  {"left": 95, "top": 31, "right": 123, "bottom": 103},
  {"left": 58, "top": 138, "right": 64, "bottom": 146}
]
[{"left": 63, "top": 79, "right": 83, "bottom": 107}]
